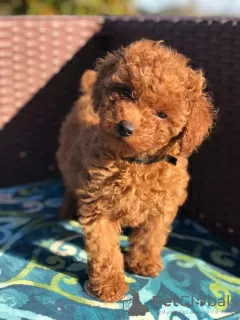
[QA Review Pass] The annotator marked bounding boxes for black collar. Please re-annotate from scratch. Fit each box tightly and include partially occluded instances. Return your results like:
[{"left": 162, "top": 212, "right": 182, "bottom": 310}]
[
  {"left": 122, "top": 128, "right": 185, "bottom": 166},
  {"left": 124, "top": 154, "right": 177, "bottom": 166}
]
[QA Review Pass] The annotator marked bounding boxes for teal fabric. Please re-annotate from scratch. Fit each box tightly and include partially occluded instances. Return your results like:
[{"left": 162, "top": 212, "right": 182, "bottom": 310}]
[{"left": 0, "top": 180, "right": 239, "bottom": 320}]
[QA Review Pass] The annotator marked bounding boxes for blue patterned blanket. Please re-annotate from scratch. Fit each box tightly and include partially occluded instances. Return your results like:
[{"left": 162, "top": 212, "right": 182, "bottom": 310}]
[{"left": 0, "top": 180, "right": 239, "bottom": 320}]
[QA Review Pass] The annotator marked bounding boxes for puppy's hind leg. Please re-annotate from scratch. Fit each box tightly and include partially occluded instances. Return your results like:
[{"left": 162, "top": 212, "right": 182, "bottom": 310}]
[{"left": 60, "top": 190, "right": 77, "bottom": 220}]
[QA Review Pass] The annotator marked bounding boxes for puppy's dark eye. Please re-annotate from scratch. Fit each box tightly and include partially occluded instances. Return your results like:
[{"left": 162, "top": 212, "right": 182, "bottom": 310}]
[
  {"left": 157, "top": 111, "right": 167, "bottom": 119},
  {"left": 122, "top": 88, "right": 132, "bottom": 98}
]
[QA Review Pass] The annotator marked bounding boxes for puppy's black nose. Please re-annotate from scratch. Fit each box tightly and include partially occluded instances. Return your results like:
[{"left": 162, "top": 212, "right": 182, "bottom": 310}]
[{"left": 117, "top": 120, "right": 135, "bottom": 137}]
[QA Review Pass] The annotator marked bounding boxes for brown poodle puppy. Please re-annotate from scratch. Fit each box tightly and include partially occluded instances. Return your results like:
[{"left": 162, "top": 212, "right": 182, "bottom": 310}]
[{"left": 57, "top": 40, "right": 215, "bottom": 302}]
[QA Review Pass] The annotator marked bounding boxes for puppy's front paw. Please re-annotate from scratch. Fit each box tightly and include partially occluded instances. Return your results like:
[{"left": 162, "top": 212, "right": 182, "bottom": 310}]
[
  {"left": 125, "top": 255, "right": 163, "bottom": 277},
  {"left": 87, "top": 275, "right": 128, "bottom": 302}
]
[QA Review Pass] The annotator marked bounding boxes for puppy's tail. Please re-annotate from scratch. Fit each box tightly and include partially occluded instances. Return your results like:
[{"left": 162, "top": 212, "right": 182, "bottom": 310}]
[{"left": 80, "top": 69, "right": 96, "bottom": 94}]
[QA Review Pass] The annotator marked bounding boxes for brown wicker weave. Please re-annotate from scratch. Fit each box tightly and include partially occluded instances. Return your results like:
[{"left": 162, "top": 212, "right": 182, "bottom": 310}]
[
  {"left": 0, "top": 16, "right": 103, "bottom": 184},
  {"left": 0, "top": 16, "right": 239, "bottom": 246}
]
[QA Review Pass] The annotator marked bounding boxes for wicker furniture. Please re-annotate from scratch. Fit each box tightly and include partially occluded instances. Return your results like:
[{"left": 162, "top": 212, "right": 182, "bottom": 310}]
[{"left": 1, "top": 16, "right": 239, "bottom": 246}]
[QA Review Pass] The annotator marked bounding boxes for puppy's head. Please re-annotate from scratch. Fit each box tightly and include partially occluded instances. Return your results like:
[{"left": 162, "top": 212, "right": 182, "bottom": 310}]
[{"left": 92, "top": 40, "right": 215, "bottom": 158}]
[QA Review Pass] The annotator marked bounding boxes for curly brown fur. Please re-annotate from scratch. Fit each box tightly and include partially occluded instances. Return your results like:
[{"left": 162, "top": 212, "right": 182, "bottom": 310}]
[{"left": 57, "top": 40, "right": 215, "bottom": 302}]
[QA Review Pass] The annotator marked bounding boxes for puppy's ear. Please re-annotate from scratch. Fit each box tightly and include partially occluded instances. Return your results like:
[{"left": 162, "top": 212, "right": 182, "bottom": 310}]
[
  {"left": 80, "top": 69, "right": 96, "bottom": 94},
  {"left": 180, "top": 70, "right": 215, "bottom": 157},
  {"left": 92, "top": 51, "right": 122, "bottom": 112}
]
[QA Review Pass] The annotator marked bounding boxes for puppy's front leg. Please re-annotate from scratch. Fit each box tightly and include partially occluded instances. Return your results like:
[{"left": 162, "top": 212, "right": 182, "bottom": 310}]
[
  {"left": 125, "top": 215, "right": 172, "bottom": 277},
  {"left": 81, "top": 215, "right": 128, "bottom": 302}
]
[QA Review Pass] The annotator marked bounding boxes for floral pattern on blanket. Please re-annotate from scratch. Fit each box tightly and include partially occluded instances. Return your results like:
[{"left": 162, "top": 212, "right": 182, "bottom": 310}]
[{"left": 0, "top": 180, "right": 239, "bottom": 320}]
